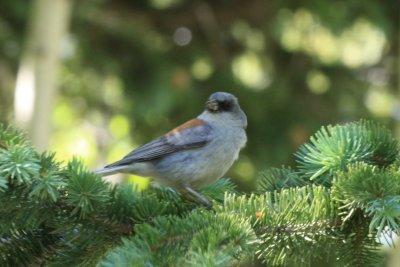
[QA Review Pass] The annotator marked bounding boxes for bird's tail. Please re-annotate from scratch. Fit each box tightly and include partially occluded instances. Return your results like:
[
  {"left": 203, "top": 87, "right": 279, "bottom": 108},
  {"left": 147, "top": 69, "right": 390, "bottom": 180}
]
[{"left": 94, "top": 165, "right": 126, "bottom": 176}]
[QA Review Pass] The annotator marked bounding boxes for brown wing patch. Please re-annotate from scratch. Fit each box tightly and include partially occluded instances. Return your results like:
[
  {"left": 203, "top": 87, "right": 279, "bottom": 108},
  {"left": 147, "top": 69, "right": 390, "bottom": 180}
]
[{"left": 166, "top": 118, "right": 205, "bottom": 137}]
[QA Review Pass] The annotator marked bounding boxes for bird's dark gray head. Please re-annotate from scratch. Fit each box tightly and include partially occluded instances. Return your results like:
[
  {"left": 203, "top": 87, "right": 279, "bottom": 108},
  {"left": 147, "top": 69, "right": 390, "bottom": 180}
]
[
  {"left": 204, "top": 92, "right": 247, "bottom": 128},
  {"left": 205, "top": 92, "right": 239, "bottom": 113}
]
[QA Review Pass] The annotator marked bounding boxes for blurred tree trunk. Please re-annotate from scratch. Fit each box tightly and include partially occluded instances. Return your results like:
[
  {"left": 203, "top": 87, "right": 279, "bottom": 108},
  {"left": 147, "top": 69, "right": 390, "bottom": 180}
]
[
  {"left": 0, "top": 64, "right": 14, "bottom": 123},
  {"left": 14, "top": 0, "right": 72, "bottom": 151}
]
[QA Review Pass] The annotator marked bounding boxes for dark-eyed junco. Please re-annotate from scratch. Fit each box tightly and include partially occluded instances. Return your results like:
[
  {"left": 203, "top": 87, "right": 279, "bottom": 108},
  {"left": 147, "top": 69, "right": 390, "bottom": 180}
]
[{"left": 96, "top": 92, "right": 247, "bottom": 207}]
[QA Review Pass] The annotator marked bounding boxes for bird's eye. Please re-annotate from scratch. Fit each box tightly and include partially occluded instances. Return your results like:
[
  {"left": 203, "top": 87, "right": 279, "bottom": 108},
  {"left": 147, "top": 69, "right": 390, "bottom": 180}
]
[
  {"left": 206, "top": 100, "right": 219, "bottom": 112},
  {"left": 218, "top": 100, "right": 232, "bottom": 111}
]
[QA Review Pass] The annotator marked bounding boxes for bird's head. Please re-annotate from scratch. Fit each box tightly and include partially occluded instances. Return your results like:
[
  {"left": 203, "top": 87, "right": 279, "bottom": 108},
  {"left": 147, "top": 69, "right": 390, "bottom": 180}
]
[{"left": 203, "top": 92, "right": 247, "bottom": 128}]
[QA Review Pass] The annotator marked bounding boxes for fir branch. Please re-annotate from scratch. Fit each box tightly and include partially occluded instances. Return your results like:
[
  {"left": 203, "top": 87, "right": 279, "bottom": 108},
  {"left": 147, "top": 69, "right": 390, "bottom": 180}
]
[
  {"left": 99, "top": 211, "right": 257, "bottom": 266},
  {"left": 337, "top": 210, "right": 384, "bottom": 267},
  {"left": 199, "top": 178, "right": 237, "bottom": 202},
  {"left": 0, "top": 228, "right": 60, "bottom": 266},
  {"left": 30, "top": 153, "right": 66, "bottom": 202},
  {"left": 0, "top": 121, "right": 398, "bottom": 266},
  {"left": 332, "top": 163, "right": 400, "bottom": 236},
  {"left": 64, "top": 158, "right": 111, "bottom": 218},
  {"left": 219, "top": 186, "right": 339, "bottom": 265},
  {"left": 295, "top": 120, "right": 399, "bottom": 185},
  {"left": 0, "top": 124, "right": 28, "bottom": 149},
  {"left": 367, "top": 196, "right": 400, "bottom": 235},
  {"left": 256, "top": 166, "right": 307, "bottom": 193},
  {"left": 0, "top": 145, "right": 40, "bottom": 187}
]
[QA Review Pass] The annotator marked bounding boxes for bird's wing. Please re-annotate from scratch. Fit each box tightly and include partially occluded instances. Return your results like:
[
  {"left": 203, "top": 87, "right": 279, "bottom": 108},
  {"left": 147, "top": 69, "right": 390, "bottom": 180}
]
[{"left": 104, "top": 118, "right": 213, "bottom": 168}]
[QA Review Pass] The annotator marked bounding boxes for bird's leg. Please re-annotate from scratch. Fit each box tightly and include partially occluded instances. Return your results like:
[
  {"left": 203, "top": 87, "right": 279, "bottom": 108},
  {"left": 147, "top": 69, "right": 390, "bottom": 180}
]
[{"left": 181, "top": 185, "right": 212, "bottom": 209}]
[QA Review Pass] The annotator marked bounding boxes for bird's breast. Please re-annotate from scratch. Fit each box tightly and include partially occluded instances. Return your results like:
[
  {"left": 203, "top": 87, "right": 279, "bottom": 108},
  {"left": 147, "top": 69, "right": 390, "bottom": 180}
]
[
  {"left": 189, "top": 125, "right": 246, "bottom": 186},
  {"left": 211, "top": 125, "right": 246, "bottom": 162}
]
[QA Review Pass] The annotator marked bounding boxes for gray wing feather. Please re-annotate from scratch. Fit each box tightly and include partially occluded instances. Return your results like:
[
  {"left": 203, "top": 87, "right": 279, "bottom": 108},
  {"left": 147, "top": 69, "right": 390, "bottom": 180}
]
[{"left": 105, "top": 123, "right": 213, "bottom": 168}]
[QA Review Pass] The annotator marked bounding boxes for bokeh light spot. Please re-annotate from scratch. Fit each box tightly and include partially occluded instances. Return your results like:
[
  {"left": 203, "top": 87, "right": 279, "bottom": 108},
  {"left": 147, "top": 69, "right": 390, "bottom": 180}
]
[
  {"left": 365, "top": 88, "right": 394, "bottom": 117},
  {"left": 150, "top": 0, "right": 182, "bottom": 9},
  {"left": 103, "top": 75, "right": 124, "bottom": 107},
  {"left": 173, "top": 27, "right": 192, "bottom": 46},
  {"left": 306, "top": 70, "right": 330, "bottom": 94},
  {"left": 191, "top": 58, "right": 214, "bottom": 80},
  {"left": 277, "top": 9, "right": 386, "bottom": 68},
  {"left": 52, "top": 101, "right": 76, "bottom": 128},
  {"left": 231, "top": 20, "right": 265, "bottom": 51},
  {"left": 171, "top": 68, "right": 191, "bottom": 90},
  {"left": 232, "top": 51, "right": 271, "bottom": 91},
  {"left": 340, "top": 19, "right": 386, "bottom": 68},
  {"left": 50, "top": 128, "right": 97, "bottom": 166},
  {"left": 109, "top": 115, "right": 131, "bottom": 139}
]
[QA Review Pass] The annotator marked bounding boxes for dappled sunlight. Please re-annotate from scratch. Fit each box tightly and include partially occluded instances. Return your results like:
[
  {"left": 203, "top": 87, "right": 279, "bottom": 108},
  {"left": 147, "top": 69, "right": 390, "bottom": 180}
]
[
  {"left": 277, "top": 9, "right": 387, "bottom": 68},
  {"left": 231, "top": 20, "right": 266, "bottom": 52},
  {"left": 232, "top": 51, "right": 272, "bottom": 91},
  {"left": 109, "top": 115, "right": 131, "bottom": 139},
  {"left": 365, "top": 88, "right": 396, "bottom": 118},
  {"left": 340, "top": 19, "right": 386, "bottom": 68},
  {"left": 191, "top": 57, "right": 214, "bottom": 80},
  {"left": 149, "top": 0, "right": 182, "bottom": 10},
  {"left": 52, "top": 101, "right": 77, "bottom": 128},
  {"left": 103, "top": 75, "right": 125, "bottom": 106},
  {"left": 49, "top": 127, "right": 98, "bottom": 165},
  {"left": 306, "top": 70, "right": 330, "bottom": 94}
]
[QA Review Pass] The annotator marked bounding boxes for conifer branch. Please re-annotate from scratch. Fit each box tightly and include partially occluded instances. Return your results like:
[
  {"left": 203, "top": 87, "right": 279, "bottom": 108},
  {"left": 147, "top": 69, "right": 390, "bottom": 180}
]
[{"left": 0, "top": 120, "right": 399, "bottom": 266}]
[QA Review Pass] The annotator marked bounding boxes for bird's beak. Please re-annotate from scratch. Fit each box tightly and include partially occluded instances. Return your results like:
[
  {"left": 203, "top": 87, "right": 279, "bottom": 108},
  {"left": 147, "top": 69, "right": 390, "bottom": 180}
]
[{"left": 205, "top": 100, "right": 219, "bottom": 112}]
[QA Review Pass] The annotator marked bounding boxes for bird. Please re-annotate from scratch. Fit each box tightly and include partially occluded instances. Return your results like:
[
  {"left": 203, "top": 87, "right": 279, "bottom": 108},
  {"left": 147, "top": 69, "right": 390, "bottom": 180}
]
[{"left": 95, "top": 92, "right": 247, "bottom": 207}]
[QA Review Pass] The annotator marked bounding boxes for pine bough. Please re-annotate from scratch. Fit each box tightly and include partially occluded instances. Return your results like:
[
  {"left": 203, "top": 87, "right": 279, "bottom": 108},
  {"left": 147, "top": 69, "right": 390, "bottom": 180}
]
[{"left": 0, "top": 120, "right": 399, "bottom": 266}]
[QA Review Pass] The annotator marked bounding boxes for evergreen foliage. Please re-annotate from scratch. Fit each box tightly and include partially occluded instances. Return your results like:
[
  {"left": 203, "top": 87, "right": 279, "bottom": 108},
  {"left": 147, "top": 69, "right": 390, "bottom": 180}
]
[
  {"left": 0, "top": 120, "right": 399, "bottom": 266},
  {"left": 295, "top": 120, "right": 399, "bottom": 185},
  {"left": 256, "top": 167, "right": 306, "bottom": 192}
]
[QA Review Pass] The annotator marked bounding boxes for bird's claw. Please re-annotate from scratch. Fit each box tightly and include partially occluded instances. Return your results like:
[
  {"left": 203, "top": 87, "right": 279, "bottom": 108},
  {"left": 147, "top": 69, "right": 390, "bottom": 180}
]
[{"left": 181, "top": 185, "right": 212, "bottom": 209}]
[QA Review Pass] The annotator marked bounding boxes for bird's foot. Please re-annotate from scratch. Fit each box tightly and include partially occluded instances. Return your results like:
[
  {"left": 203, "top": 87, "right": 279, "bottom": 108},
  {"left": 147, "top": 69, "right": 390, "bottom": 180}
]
[{"left": 181, "top": 185, "right": 212, "bottom": 209}]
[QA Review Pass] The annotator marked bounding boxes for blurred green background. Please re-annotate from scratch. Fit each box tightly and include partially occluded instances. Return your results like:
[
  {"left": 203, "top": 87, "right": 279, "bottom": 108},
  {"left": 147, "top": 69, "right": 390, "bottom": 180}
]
[{"left": 0, "top": 0, "right": 398, "bottom": 190}]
